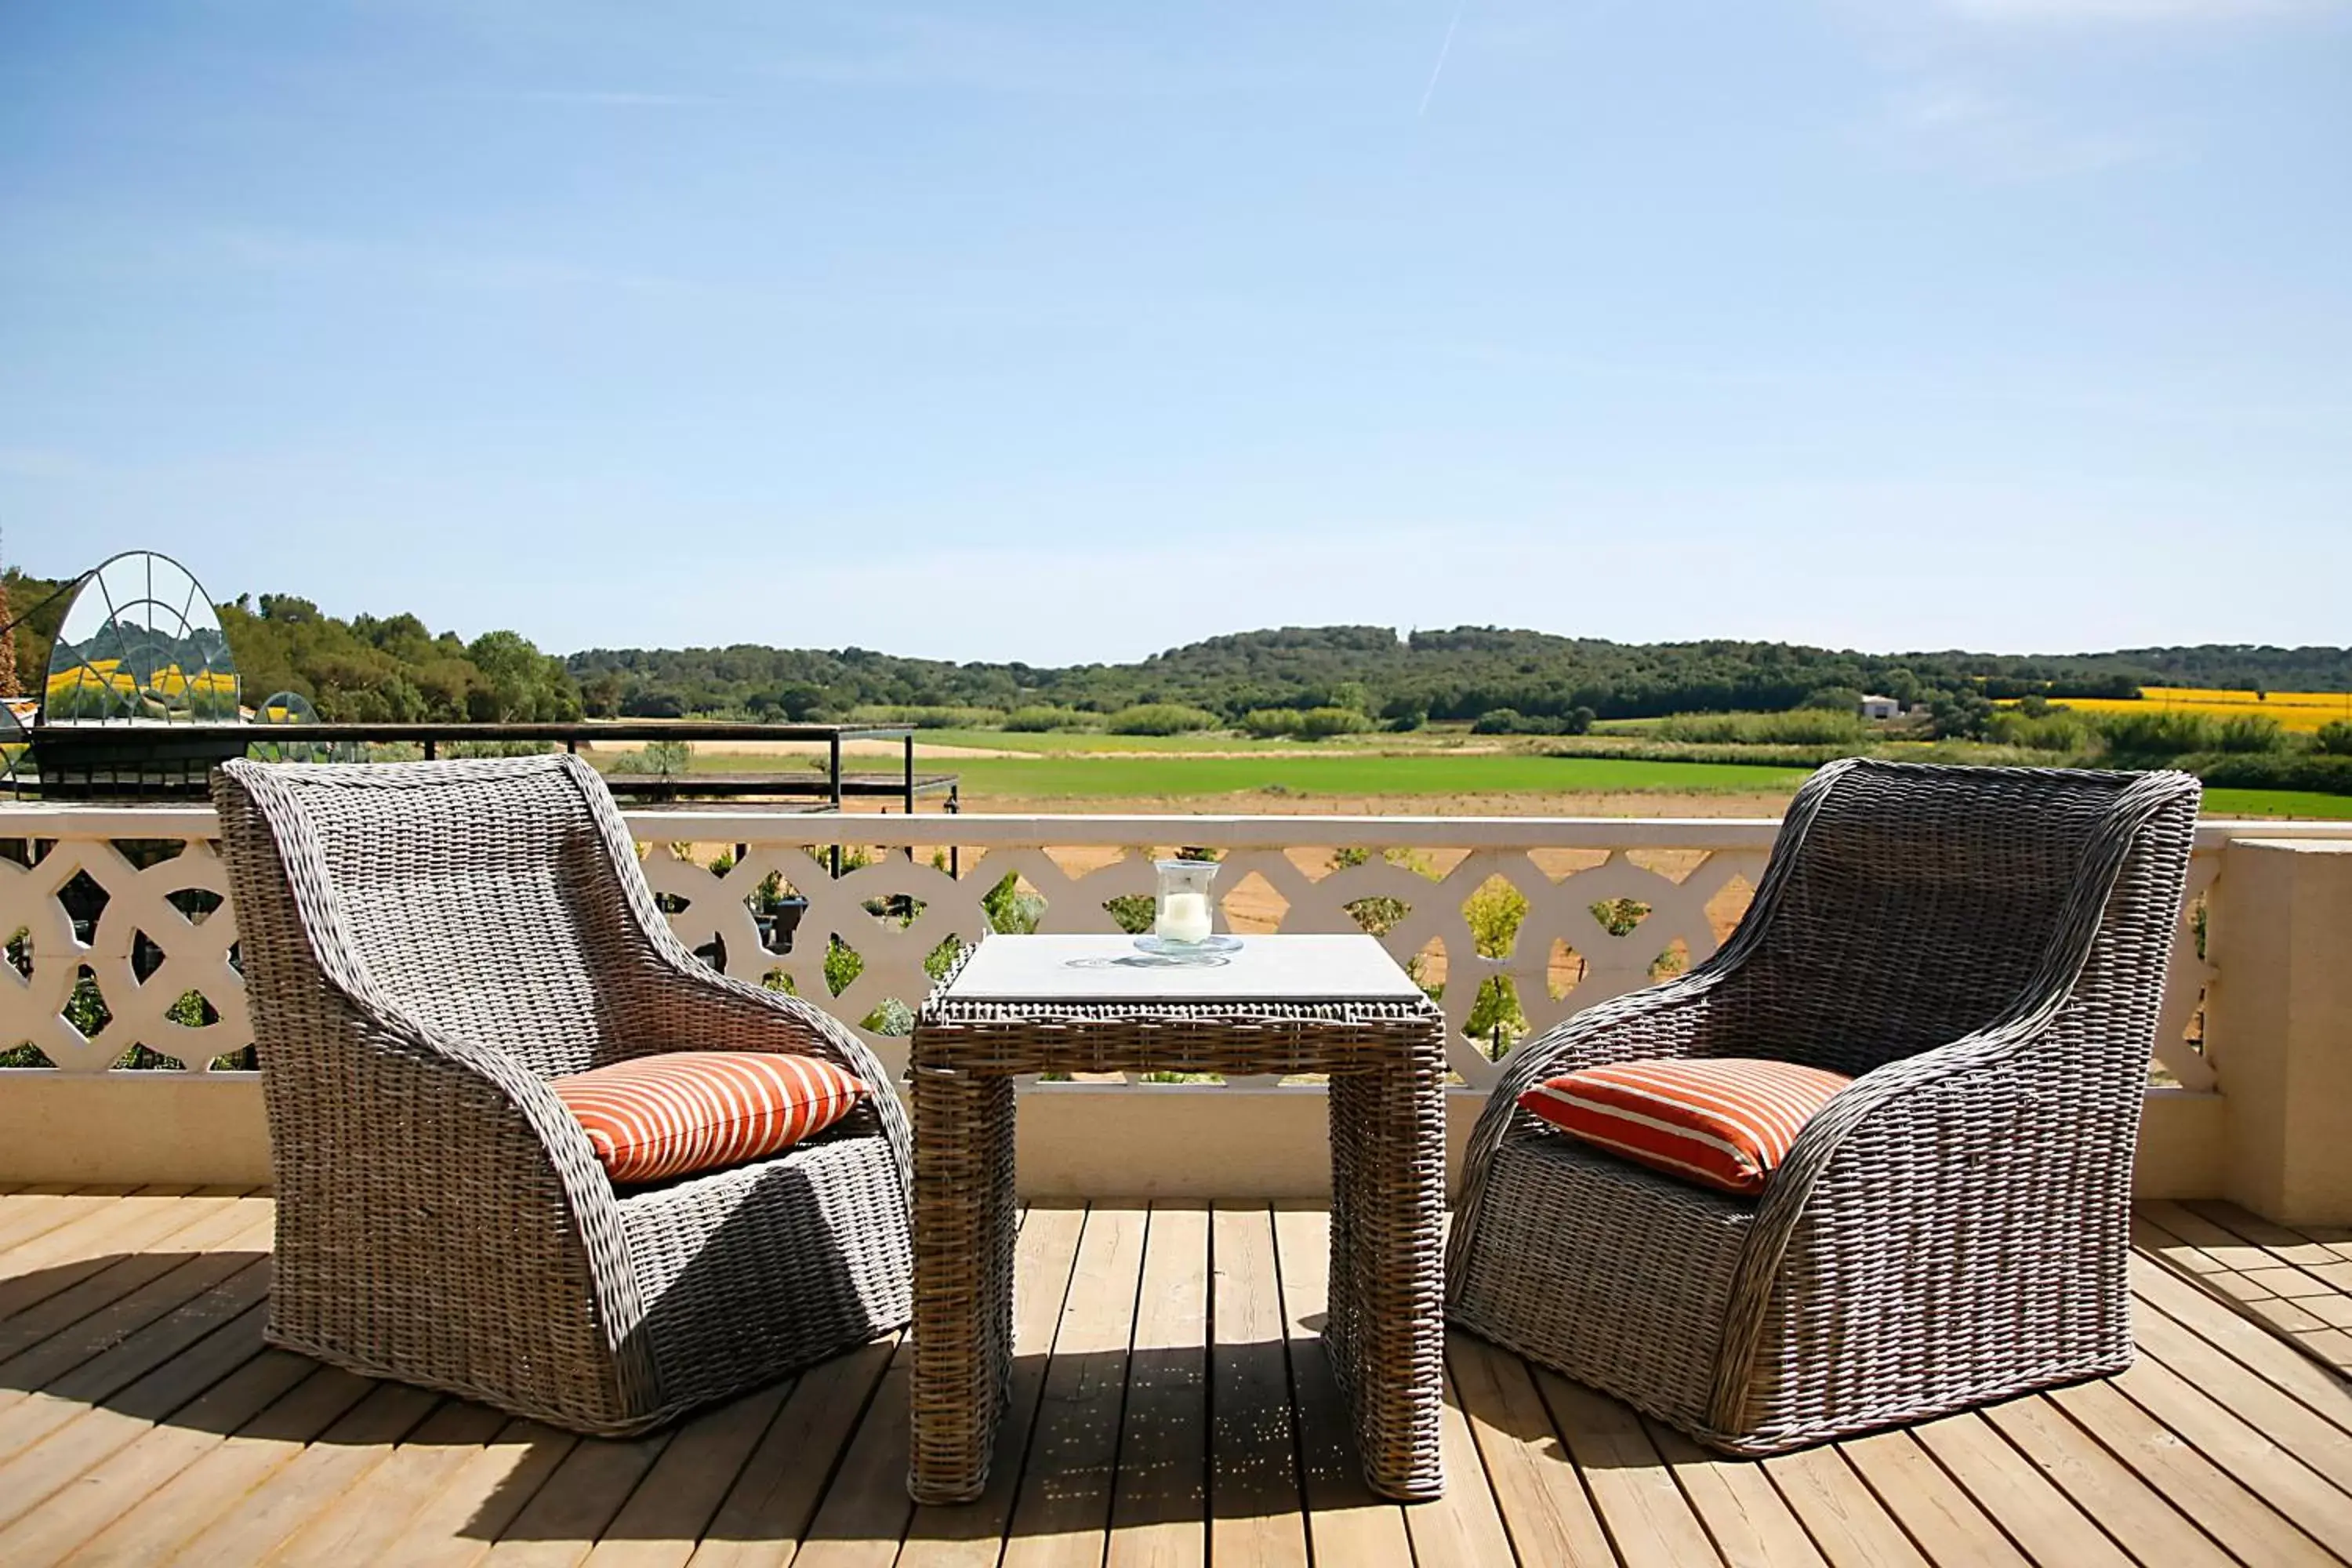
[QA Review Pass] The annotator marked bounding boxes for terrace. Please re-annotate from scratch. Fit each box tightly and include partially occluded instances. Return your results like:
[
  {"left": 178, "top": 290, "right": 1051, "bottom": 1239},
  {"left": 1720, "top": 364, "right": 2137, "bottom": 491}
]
[{"left": 5, "top": 801, "right": 2352, "bottom": 1563}]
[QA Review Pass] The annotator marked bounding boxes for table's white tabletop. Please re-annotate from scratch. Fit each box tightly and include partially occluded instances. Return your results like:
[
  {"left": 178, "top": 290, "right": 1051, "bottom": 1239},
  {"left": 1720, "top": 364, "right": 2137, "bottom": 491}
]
[{"left": 939, "top": 932, "right": 1428, "bottom": 1005}]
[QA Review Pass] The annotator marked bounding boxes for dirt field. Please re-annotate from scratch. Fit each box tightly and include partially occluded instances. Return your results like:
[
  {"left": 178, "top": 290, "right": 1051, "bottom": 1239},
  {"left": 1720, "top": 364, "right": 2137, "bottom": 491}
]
[{"left": 585, "top": 737, "right": 1036, "bottom": 760}]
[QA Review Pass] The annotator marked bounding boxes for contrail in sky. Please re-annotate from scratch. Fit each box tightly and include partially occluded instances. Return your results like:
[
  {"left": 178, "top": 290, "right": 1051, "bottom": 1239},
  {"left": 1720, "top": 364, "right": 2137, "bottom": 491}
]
[{"left": 1417, "top": 0, "right": 1467, "bottom": 118}]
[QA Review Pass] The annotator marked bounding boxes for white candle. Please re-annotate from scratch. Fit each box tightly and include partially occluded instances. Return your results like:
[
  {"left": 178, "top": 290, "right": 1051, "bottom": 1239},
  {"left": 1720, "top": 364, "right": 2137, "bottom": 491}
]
[{"left": 1158, "top": 891, "right": 1213, "bottom": 945}]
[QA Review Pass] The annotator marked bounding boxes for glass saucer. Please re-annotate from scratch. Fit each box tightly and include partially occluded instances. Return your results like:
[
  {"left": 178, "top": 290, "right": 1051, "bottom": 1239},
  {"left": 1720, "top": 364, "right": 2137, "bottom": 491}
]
[{"left": 1133, "top": 933, "right": 1243, "bottom": 958}]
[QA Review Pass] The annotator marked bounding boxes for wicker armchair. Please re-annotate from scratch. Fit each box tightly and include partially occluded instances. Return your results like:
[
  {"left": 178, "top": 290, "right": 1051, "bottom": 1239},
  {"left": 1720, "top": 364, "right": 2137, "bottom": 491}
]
[
  {"left": 213, "top": 754, "right": 913, "bottom": 1436},
  {"left": 1446, "top": 760, "right": 2200, "bottom": 1454}
]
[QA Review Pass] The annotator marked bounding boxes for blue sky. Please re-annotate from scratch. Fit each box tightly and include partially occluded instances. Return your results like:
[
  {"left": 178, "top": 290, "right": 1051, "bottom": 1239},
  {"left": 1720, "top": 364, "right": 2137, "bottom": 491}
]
[{"left": 2, "top": 1, "right": 2346, "bottom": 663}]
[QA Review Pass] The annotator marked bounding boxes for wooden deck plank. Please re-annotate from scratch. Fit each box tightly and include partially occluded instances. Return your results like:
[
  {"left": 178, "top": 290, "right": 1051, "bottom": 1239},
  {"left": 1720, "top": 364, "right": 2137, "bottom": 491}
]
[
  {"left": 2238, "top": 1265, "right": 2339, "bottom": 1301},
  {"left": 1904, "top": 1414, "right": 2131, "bottom": 1568},
  {"left": 2132, "top": 1203, "right": 2352, "bottom": 1366},
  {"left": 0, "top": 1348, "right": 315, "bottom": 1566},
  {"left": 2285, "top": 1220, "right": 2352, "bottom": 1265},
  {"left": 1646, "top": 1421, "right": 1829, "bottom": 1568},
  {"left": 0, "top": 1200, "right": 269, "bottom": 1367},
  {"left": 2137, "top": 1202, "right": 2273, "bottom": 1272},
  {"left": 2132, "top": 1290, "right": 2352, "bottom": 1490},
  {"left": 0, "top": 1186, "right": 230, "bottom": 1319},
  {"left": 1405, "top": 1359, "right": 1530, "bottom": 1568},
  {"left": 898, "top": 1203, "right": 1087, "bottom": 1568},
  {"left": 788, "top": 1344, "right": 913, "bottom": 1568},
  {"left": 2183, "top": 1200, "right": 2352, "bottom": 1272},
  {"left": 1206, "top": 1203, "right": 1308, "bottom": 1568},
  {"left": 2043, "top": 1376, "right": 2338, "bottom": 1566},
  {"left": 2230, "top": 1298, "right": 2352, "bottom": 1374},
  {"left": 1974, "top": 1393, "right": 2234, "bottom": 1568},
  {"left": 1761, "top": 1446, "right": 1928, "bottom": 1568},
  {"left": 372, "top": 1420, "right": 582, "bottom": 1568},
  {"left": 2189, "top": 1203, "right": 2352, "bottom": 1295},
  {"left": 60, "top": 1364, "right": 380, "bottom": 1565},
  {"left": 163, "top": 1380, "right": 445, "bottom": 1563},
  {"left": 687, "top": 1337, "right": 898, "bottom": 1568},
  {"left": 1535, "top": 1368, "right": 1725, "bottom": 1568},
  {"left": 1003, "top": 1205, "right": 1149, "bottom": 1568},
  {"left": 468, "top": 1427, "right": 672, "bottom": 1568},
  {"left": 0, "top": 1249, "right": 271, "bottom": 1463},
  {"left": 16, "top": 1193, "right": 2352, "bottom": 1566},
  {"left": 0, "top": 1298, "right": 269, "bottom": 1532},
  {"left": 1446, "top": 1333, "right": 1613, "bottom": 1566},
  {"left": 261, "top": 1399, "right": 521, "bottom": 1566},
  {"left": 1836, "top": 1431, "right": 2028, "bottom": 1567},
  {"left": 2103, "top": 1352, "right": 2352, "bottom": 1560},
  {"left": 1269, "top": 1206, "right": 1410, "bottom": 1568},
  {"left": 2296, "top": 1292, "right": 2352, "bottom": 1329},
  {"left": 574, "top": 1385, "right": 794, "bottom": 1568},
  {"left": 0, "top": 1188, "right": 140, "bottom": 1257},
  {"left": 1108, "top": 1203, "right": 1209, "bottom": 1568}
]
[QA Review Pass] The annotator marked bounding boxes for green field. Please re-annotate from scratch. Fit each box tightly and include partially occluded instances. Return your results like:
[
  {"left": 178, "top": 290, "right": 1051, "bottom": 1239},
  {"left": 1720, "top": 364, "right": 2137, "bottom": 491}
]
[
  {"left": 2201, "top": 788, "right": 2352, "bottom": 820},
  {"left": 927, "top": 752, "right": 1817, "bottom": 800},
  {"left": 913, "top": 727, "right": 1500, "bottom": 755},
  {"left": 664, "top": 738, "right": 2352, "bottom": 817}
]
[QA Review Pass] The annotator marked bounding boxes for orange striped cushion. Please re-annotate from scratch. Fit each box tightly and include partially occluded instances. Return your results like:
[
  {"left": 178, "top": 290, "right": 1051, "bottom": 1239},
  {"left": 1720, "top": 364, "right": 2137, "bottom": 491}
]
[
  {"left": 1518, "top": 1058, "right": 1850, "bottom": 1196},
  {"left": 551, "top": 1052, "right": 866, "bottom": 1185}
]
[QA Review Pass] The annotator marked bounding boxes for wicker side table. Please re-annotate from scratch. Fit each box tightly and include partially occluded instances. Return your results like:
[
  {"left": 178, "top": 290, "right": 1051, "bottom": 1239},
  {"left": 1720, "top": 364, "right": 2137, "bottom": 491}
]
[{"left": 907, "top": 934, "right": 1448, "bottom": 1504}]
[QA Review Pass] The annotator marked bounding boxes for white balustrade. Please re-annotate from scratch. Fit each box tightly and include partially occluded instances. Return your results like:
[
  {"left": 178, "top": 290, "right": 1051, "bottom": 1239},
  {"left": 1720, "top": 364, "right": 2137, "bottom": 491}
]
[{"left": 3, "top": 805, "right": 2339, "bottom": 1098}]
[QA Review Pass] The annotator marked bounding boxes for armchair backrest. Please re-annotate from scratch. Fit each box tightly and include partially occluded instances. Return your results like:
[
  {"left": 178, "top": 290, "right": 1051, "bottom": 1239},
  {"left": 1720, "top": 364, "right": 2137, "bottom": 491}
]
[
  {"left": 1723, "top": 760, "right": 2199, "bottom": 1078},
  {"left": 215, "top": 754, "right": 667, "bottom": 1079}
]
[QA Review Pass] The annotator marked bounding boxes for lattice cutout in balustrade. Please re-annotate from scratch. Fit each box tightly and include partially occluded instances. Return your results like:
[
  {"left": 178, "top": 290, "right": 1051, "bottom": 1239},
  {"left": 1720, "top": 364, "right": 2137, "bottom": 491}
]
[{"left": 0, "top": 821, "right": 2228, "bottom": 1097}]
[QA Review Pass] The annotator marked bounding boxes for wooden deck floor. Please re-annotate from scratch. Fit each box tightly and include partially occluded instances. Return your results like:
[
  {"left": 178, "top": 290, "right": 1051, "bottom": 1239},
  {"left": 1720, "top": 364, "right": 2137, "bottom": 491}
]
[{"left": 2, "top": 1189, "right": 2350, "bottom": 1566}]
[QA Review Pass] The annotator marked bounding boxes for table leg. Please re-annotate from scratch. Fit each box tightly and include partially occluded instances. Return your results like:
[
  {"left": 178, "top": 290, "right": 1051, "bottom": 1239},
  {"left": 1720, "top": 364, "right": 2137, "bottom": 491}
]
[
  {"left": 1325, "top": 1036, "right": 1446, "bottom": 1500},
  {"left": 909, "top": 1062, "right": 1018, "bottom": 1504}
]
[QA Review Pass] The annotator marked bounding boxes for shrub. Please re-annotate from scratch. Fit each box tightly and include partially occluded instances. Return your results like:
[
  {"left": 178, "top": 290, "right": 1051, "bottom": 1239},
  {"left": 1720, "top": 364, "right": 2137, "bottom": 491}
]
[
  {"left": 1001, "top": 706, "right": 1092, "bottom": 731},
  {"left": 1652, "top": 710, "right": 1864, "bottom": 746},
  {"left": 2185, "top": 753, "right": 2352, "bottom": 795},
  {"left": 444, "top": 739, "right": 559, "bottom": 759},
  {"left": 1242, "top": 707, "right": 1306, "bottom": 739},
  {"left": 2316, "top": 720, "right": 2352, "bottom": 757},
  {"left": 1473, "top": 708, "right": 1589, "bottom": 736},
  {"left": 1986, "top": 708, "right": 2092, "bottom": 754},
  {"left": 2213, "top": 714, "right": 2288, "bottom": 754},
  {"left": 609, "top": 738, "right": 694, "bottom": 775},
  {"left": 2096, "top": 710, "right": 2222, "bottom": 759},
  {"left": 1106, "top": 703, "right": 1221, "bottom": 735},
  {"left": 844, "top": 704, "right": 1006, "bottom": 728},
  {"left": 982, "top": 871, "right": 1046, "bottom": 933},
  {"left": 1293, "top": 706, "right": 1370, "bottom": 739}
]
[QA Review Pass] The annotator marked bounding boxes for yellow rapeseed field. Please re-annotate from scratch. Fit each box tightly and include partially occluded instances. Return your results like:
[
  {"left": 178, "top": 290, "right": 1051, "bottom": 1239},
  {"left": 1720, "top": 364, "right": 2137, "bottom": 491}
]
[{"left": 2044, "top": 687, "right": 2352, "bottom": 735}]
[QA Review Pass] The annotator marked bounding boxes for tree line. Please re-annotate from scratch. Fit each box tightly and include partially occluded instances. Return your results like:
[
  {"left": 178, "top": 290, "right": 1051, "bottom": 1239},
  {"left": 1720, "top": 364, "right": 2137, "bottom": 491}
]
[
  {"left": 8, "top": 570, "right": 2347, "bottom": 728},
  {"left": 567, "top": 626, "right": 2350, "bottom": 728}
]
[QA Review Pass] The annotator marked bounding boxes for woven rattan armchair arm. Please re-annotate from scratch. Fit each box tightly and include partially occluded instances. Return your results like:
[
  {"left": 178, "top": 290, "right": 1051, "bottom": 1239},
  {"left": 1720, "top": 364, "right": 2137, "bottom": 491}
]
[
  {"left": 561, "top": 758, "right": 913, "bottom": 1195},
  {"left": 1446, "top": 976, "right": 1736, "bottom": 1291},
  {"left": 271, "top": 982, "right": 671, "bottom": 1416},
  {"left": 1701, "top": 1018, "right": 2080, "bottom": 1434}
]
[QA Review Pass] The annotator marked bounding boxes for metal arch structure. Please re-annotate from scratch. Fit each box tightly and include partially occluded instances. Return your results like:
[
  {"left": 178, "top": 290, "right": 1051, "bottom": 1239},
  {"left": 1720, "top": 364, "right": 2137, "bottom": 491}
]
[
  {"left": 250, "top": 691, "right": 362, "bottom": 764},
  {"left": 40, "top": 550, "right": 241, "bottom": 726}
]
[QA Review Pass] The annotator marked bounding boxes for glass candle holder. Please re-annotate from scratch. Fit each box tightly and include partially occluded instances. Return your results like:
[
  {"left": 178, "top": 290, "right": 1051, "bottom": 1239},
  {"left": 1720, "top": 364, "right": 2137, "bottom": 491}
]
[{"left": 1152, "top": 858, "right": 1219, "bottom": 946}]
